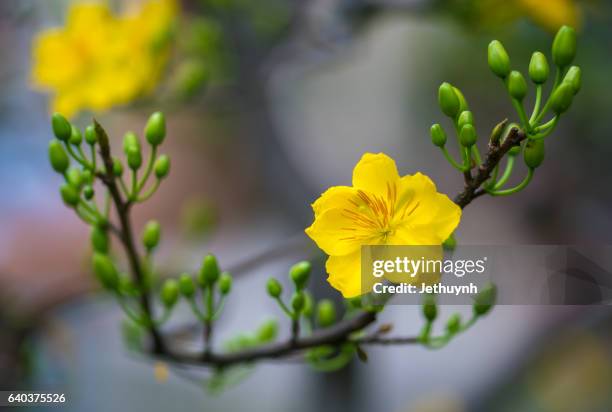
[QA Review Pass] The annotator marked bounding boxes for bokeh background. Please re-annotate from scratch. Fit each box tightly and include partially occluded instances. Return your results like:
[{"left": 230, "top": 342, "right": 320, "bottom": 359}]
[{"left": 1, "top": 0, "right": 612, "bottom": 411}]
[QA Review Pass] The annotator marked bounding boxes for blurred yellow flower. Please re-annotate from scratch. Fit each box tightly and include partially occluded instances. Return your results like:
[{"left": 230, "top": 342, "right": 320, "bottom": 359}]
[
  {"left": 31, "top": 0, "right": 178, "bottom": 118},
  {"left": 517, "top": 0, "right": 580, "bottom": 31},
  {"left": 305, "top": 153, "right": 461, "bottom": 298}
]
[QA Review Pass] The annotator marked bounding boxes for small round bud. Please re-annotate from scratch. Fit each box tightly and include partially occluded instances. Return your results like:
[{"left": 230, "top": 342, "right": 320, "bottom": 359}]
[
  {"left": 255, "top": 319, "right": 278, "bottom": 342},
  {"left": 91, "top": 226, "right": 109, "bottom": 253},
  {"left": 69, "top": 126, "right": 83, "bottom": 145},
  {"left": 291, "top": 292, "right": 305, "bottom": 313},
  {"left": 552, "top": 25, "right": 577, "bottom": 68},
  {"left": 316, "top": 299, "right": 337, "bottom": 328},
  {"left": 528, "top": 52, "right": 549, "bottom": 84},
  {"left": 48, "top": 140, "right": 69, "bottom": 173},
  {"left": 199, "top": 254, "right": 220, "bottom": 286},
  {"left": 122, "top": 132, "right": 140, "bottom": 153},
  {"left": 83, "top": 185, "right": 95, "bottom": 200},
  {"left": 84, "top": 125, "right": 97, "bottom": 145},
  {"left": 473, "top": 282, "right": 497, "bottom": 316},
  {"left": 550, "top": 83, "right": 575, "bottom": 115},
  {"left": 508, "top": 145, "right": 521, "bottom": 156},
  {"left": 145, "top": 112, "right": 166, "bottom": 146},
  {"left": 266, "top": 278, "right": 282, "bottom": 298},
  {"left": 289, "top": 261, "right": 311, "bottom": 290},
  {"left": 459, "top": 124, "right": 477, "bottom": 147},
  {"left": 488, "top": 40, "right": 511, "bottom": 78},
  {"left": 457, "top": 110, "right": 474, "bottom": 130},
  {"left": 142, "top": 220, "right": 161, "bottom": 251},
  {"left": 82, "top": 169, "right": 93, "bottom": 184},
  {"left": 113, "top": 157, "right": 124, "bottom": 177},
  {"left": 126, "top": 146, "right": 142, "bottom": 170},
  {"left": 490, "top": 120, "right": 508, "bottom": 145},
  {"left": 154, "top": 155, "right": 170, "bottom": 179},
  {"left": 563, "top": 66, "right": 581, "bottom": 95},
  {"left": 442, "top": 233, "right": 456, "bottom": 251},
  {"left": 160, "top": 279, "right": 179, "bottom": 308},
  {"left": 66, "top": 167, "right": 83, "bottom": 188},
  {"left": 92, "top": 252, "right": 119, "bottom": 290},
  {"left": 523, "top": 139, "right": 545, "bottom": 169},
  {"left": 430, "top": 124, "right": 447, "bottom": 147},
  {"left": 506, "top": 71, "right": 527, "bottom": 101},
  {"left": 60, "top": 183, "right": 80, "bottom": 207},
  {"left": 51, "top": 113, "right": 72, "bottom": 141},
  {"left": 422, "top": 294, "right": 437, "bottom": 321},
  {"left": 438, "top": 82, "right": 461, "bottom": 118},
  {"left": 453, "top": 87, "right": 469, "bottom": 114},
  {"left": 446, "top": 313, "right": 461, "bottom": 334},
  {"left": 218, "top": 272, "right": 232, "bottom": 295},
  {"left": 178, "top": 273, "right": 196, "bottom": 298}
]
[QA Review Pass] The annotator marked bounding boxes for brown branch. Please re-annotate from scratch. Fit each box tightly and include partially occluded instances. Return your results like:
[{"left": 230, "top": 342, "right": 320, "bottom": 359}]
[
  {"left": 139, "top": 124, "right": 525, "bottom": 367},
  {"left": 94, "top": 120, "right": 166, "bottom": 354}
]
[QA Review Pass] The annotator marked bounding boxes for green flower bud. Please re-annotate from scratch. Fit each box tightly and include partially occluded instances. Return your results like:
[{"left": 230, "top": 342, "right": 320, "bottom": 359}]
[
  {"left": 552, "top": 25, "right": 577, "bottom": 68},
  {"left": 51, "top": 113, "right": 72, "bottom": 141},
  {"left": 266, "top": 278, "right": 282, "bottom": 298},
  {"left": 446, "top": 313, "right": 461, "bottom": 334},
  {"left": 302, "top": 292, "right": 314, "bottom": 317},
  {"left": 453, "top": 87, "right": 469, "bottom": 114},
  {"left": 506, "top": 71, "right": 527, "bottom": 101},
  {"left": 48, "top": 140, "right": 69, "bottom": 173},
  {"left": 291, "top": 292, "right": 305, "bottom": 313},
  {"left": 422, "top": 294, "right": 437, "bottom": 322},
  {"left": 218, "top": 271, "right": 232, "bottom": 295},
  {"left": 60, "top": 183, "right": 80, "bottom": 207},
  {"left": 289, "top": 261, "right": 311, "bottom": 290},
  {"left": 142, "top": 220, "right": 161, "bottom": 251},
  {"left": 82, "top": 169, "right": 93, "bottom": 184},
  {"left": 528, "top": 52, "right": 549, "bottom": 84},
  {"left": 91, "top": 226, "right": 109, "bottom": 253},
  {"left": 83, "top": 185, "right": 95, "bottom": 200},
  {"left": 122, "top": 132, "right": 140, "bottom": 153},
  {"left": 161, "top": 279, "right": 179, "bottom": 308},
  {"left": 199, "top": 254, "right": 220, "bottom": 286},
  {"left": 563, "top": 66, "right": 581, "bottom": 94},
  {"left": 255, "top": 319, "right": 278, "bottom": 342},
  {"left": 508, "top": 145, "right": 521, "bottom": 156},
  {"left": 523, "top": 139, "right": 545, "bottom": 169},
  {"left": 119, "top": 276, "right": 139, "bottom": 297},
  {"left": 113, "top": 157, "right": 124, "bottom": 177},
  {"left": 85, "top": 125, "right": 97, "bottom": 145},
  {"left": 66, "top": 167, "right": 83, "bottom": 188},
  {"left": 316, "top": 299, "right": 337, "bottom": 328},
  {"left": 490, "top": 119, "right": 508, "bottom": 145},
  {"left": 126, "top": 146, "right": 142, "bottom": 170},
  {"left": 430, "top": 124, "right": 447, "bottom": 147},
  {"left": 459, "top": 124, "right": 477, "bottom": 147},
  {"left": 154, "top": 155, "right": 170, "bottom": 179},
  {"left": 488, "top": 40, "right": 511, "bottom": 78},
  {"left": 145, "top": 111, "right": 166, "bottom": 146},
  {"left": 473, "top": 282, "right": 497, "bottom": 316},
  {"left": 69, "top": 126, "right": 83, "bottom": 145},
  {"left": 178, "top": 273, "right": 196, "bottom": 298},
  {"left": 438, "top": 82, "right": 460, "bottom": 118},
  {"left": 550, "top": 82, "right": 575, "bottom": 115},
  {"left": 92, "top": 252, "right": 119, "bottom": 290},
  {"left": 457, "top": 110, "right": 474, "bottom": 130},
  {"left": 442, "top": 233, "right": 456, "bottom": 251}
]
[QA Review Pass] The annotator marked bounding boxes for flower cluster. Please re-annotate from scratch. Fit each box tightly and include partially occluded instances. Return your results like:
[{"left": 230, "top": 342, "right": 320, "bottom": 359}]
[{"left": 32, "top": 0, "right": 178, "bottom": 118}]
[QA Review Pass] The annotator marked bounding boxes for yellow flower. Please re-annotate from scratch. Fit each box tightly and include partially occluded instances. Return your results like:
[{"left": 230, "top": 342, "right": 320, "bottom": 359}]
[
  {"left": 305, "top": 153, "right": 461, "bottom": 298},
  {"left": 31, "top": 0, "right": 178, "bottom": 118},
  {"left": 517, "top": 0, "right": 580, "bottom": 31}
]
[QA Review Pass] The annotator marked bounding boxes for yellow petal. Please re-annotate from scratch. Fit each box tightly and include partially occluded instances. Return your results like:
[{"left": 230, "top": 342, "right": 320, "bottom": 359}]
[
  {"left": 352, "top": 153, "right": 401, "bottom": 197},
  {"left": 326, "top": 251, "right": 376, "bottom": 298},
  {"left": 311, "top": 186, "right": 358, "bottom": 218},
  {"left": 517, "top": 0, "right": 580, "bottom": 32},
  {"left": 305, "top": 208, "right": 379, "bottom": 256}
]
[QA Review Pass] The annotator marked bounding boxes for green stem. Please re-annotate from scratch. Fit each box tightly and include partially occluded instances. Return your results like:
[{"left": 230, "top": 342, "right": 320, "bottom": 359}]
[
  {"left": 491, "top": 156, "right": 516, "bottom": 191},
  {"left": 211, "top": 295, "right": 227, "bottom": 321},
  {"left": 136, "top": 179, "right": 161, "bottom": 202},
  {"left": 471, "top": 145, "right": 482, "bottom": 166},
  {"left": 461, "top": 147, "right": 471, "bottom": 172},
  {"left": 274, "top": 296, "right": 294, "bottom": 318},
  {"left": 187, "top": 297, "right": 206, "bottom": 322},
  {"left": 137, "top": 146, "right": 157, "bottom": 194},
  {"left": 530, "top": 116, "right": 559, "bottom": 140},
  {"left": 532, "top": 69, "right": 563, "bottom": 126},
  {"left": 440, "top": 146, "right": 465, "bottom": 171},
  {"left": 63, "top": 142, "right": 91, "bottom": 169},
  {"left": 489, "top": 168, "right": 534, "bottom": 196},
  {"left": 90, "top": 144, "right": 97, "bottom": 172},
  {"left": 486, "top": 163, "right": 500, "bottom": 190},
  {"left": 512, "top": 99, "right": 531, "bottom": 133},
  {"left": 130, "top": 169, "right": 138, "bottom": 201},
  {"left": 529, "top": 85, "right": 543, "bottom": 125}
]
